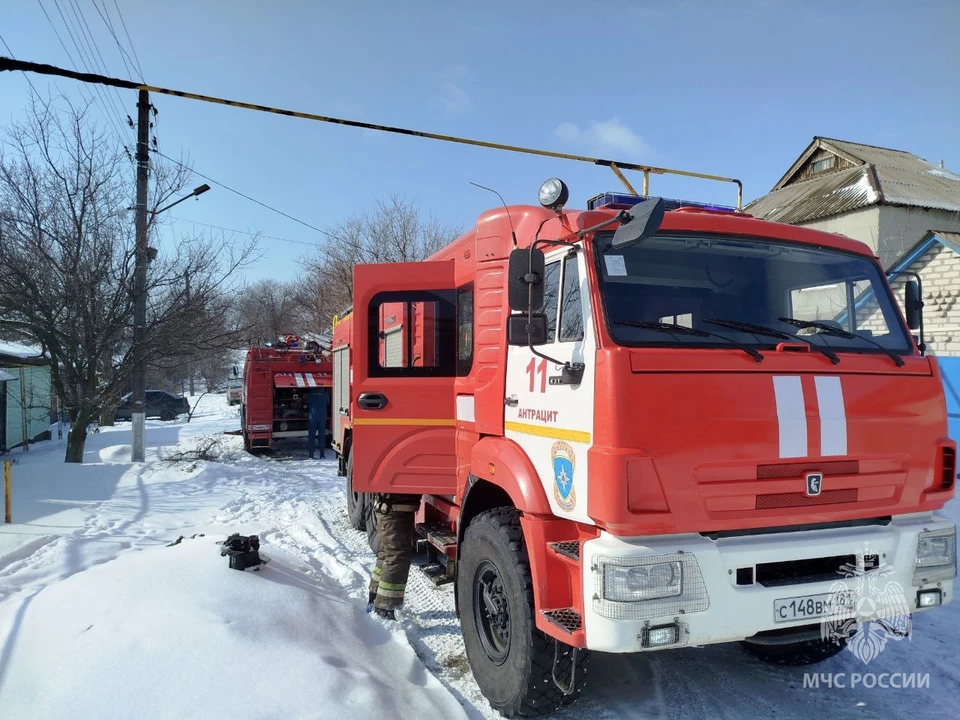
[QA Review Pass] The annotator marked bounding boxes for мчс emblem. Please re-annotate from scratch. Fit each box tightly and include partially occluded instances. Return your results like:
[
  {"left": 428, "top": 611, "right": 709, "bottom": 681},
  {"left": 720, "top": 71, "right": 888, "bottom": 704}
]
[
  {"left": 551, "top": 440, "right": 577, "bottom": 512},
  {"left": 806, "top": 472, "right": 823, "bottom": 497}
]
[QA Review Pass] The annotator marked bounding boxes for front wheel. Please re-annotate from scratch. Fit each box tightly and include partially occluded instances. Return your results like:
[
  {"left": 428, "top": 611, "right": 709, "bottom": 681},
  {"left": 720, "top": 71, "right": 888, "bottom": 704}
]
[
  {"left": 345, "top": 449, "right": 367, "bottom": 531},
  {"left": 457, "top": 508, "right": 589, "bottom": 717}
]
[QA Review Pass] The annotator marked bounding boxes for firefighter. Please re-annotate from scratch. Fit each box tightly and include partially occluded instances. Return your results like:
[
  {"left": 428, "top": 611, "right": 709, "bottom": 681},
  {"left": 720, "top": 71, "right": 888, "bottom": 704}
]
[
  {"left": 306, "top": 387, "right": 329, "bottom": 459},
  {"left": 367, "top": 493, "right": 421, "bottom": 620}
]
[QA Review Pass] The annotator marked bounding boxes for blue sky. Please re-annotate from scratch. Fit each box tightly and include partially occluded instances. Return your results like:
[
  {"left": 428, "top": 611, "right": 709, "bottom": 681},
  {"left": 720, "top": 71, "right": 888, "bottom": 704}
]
[{"left": 2, "top": 0, "right": 958, "bottom": 282}]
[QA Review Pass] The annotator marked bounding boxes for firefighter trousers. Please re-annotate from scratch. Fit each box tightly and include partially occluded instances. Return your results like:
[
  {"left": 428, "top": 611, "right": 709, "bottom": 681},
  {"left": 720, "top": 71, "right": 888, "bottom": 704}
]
[{"left": 368, "top": 493, "right": 421, "bottom": 612}]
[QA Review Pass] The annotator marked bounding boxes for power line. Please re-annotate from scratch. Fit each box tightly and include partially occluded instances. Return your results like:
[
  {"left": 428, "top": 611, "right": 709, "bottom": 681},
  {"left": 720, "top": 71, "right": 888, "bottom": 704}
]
[
  {"left": 34, "top": 0, "right": 108, "bottom": 114},
  {"left": 52, "top": 0, "right": 127, "bottom": 130},
  {"left": 165, "top": 215, "right": 321, "bottom": 247},
  {"left": 111, "top": 0, "right": 145, "bottom": 81},
  {"left": 0, "top": 34, "right": 40, "bottom": 96},
  {"left": 91, "top": 0, "right": 139, "bottom": 81},
  {"left": 37, "top": 0, "right": 127, "bottom": 144},
  {"left": 153, "top": 149, "right": 338, "bottom": 240},
  {"left": 65, "top": 0, "right": 128, "bottom": 116},
  {"left": 0, "top": 56, "right": 745, "bottom": 207}
]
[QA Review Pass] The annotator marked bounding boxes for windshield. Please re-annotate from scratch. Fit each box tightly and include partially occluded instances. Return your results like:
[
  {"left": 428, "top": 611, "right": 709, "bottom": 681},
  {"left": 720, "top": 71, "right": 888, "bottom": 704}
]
[{"left": 594, "top": 231, "right": 912, "bottom": 354}]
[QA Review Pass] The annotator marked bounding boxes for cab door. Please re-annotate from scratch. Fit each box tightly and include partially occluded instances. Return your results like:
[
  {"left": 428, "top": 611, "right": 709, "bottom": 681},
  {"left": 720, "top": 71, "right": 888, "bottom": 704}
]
[
  {"left": 350, "top": 260, "right": 458, "bottom": 495},
  {"left": 503, "top": 248, "right": 596, "bottom": 524}
]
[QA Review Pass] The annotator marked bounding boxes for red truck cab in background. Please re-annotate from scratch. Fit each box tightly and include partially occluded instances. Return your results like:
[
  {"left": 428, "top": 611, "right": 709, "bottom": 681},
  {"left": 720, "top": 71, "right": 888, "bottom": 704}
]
[
  {"left": 240, "top": 334, "right": 332, "bottom": 452},
  {"left": 332, "top": 180, "right": 957, "bottom": 717}
]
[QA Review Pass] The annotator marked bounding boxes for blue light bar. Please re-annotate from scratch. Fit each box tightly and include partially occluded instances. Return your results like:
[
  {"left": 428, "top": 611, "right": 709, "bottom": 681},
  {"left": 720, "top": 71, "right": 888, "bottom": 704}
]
[{"left": 586, "top": 192, "right": 737, "bottom": 214}]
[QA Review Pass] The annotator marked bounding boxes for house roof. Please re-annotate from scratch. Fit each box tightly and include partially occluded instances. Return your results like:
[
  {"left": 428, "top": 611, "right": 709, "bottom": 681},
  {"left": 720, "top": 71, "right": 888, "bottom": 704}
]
[
  {"left": 746, "top": 137, "right": 960, "bottom": 224},
  {"left": 0, "top": 340, "right": 49, "bottom": 366},
  {"left": 887, "top": 230, "right": 960, "bottom": 274}
]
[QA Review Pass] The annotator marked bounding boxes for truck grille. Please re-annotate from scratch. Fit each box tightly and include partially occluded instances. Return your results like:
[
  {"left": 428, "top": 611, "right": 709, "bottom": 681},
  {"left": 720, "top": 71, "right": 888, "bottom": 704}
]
[
  {"left": 757, "top": 460, "right": 859, "bottom": 479},
  {"left": 755, "top": 553, "right": 878, "bottom": 587},
  {"left": 756, "top": 489, "right": 857, "bottom": 509}
]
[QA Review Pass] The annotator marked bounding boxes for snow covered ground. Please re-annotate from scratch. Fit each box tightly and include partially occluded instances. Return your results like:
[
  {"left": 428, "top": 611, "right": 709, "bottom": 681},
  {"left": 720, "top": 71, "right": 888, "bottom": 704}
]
[{"left": 0, "top": 393, "right": 957, "bottom": 719}]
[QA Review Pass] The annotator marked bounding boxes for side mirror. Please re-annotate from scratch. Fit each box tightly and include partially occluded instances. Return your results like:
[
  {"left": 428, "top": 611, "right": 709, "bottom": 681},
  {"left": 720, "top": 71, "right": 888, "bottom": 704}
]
[
  {"left": 611, "top": 197, "right": 665, "bottom": 249},
  {"left": 507, "top": 313, "right": 547, "bottom": 346},
  {"left": 232, "top": 365, "right": 239, "bottom": 377},
  {"left": 905, "top": 280, "right": 922, "bottom": 330},
  {"left": 508, "top": 247, "right": 545, "bottom": 312}
]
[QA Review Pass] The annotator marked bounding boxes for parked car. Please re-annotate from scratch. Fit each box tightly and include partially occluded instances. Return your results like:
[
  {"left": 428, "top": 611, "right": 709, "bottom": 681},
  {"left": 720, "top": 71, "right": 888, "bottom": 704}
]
[
  {"left": 226, "top": 379, "right": 242, "bottom": 406},
  {"left": 113, "top": 390, "right": 190, "bottom": 421}
]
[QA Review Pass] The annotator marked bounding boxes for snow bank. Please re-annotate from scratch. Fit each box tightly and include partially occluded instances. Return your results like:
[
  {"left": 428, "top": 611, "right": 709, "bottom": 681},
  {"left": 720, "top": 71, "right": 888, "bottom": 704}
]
[
  {"left": 2, "top": 393, "right": 959, "bottom": 719},
  {"left": 0, "top": 539, "right": 466, "bottom": 720}
]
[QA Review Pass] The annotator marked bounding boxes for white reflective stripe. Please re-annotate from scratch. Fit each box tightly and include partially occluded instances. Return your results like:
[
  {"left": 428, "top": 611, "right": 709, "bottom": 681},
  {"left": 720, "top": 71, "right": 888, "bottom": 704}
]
[
  {"left": 773, "top": 376, "right": 807, "bottom": 459},
  {"left": 305, "top": 373, "right": 317, "bottom": 388},
  {"left": 815, "top": 376, "right": 847, "bottom": 456},
  {"left": 296, "top": 373, "right": 307, "bottom": 388},
  {"left": 456, "top": 395, "right": 475, "bottom": 422}
]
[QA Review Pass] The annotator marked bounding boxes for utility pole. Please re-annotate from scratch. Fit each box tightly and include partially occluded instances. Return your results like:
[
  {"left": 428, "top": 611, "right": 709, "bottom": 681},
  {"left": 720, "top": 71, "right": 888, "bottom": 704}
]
[
  {"left": 131, "top": 89, "right": 150, "bottom": 462},
  {"left": 185, "top": 269, "right": 194, "bottom": 396}
]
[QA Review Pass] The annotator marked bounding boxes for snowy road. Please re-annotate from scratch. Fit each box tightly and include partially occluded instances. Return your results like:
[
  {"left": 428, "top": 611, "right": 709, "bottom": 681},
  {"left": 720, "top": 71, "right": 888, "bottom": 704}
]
[{"left": 0, "top": 394, "right": 957, "bottom": 719}]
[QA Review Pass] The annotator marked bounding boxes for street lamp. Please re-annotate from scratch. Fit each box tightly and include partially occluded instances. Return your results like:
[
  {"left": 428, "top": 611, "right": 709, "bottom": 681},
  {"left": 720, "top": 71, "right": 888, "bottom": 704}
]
[
  {"left": 130, "top": 182, "right": 211, "bottom": 463},
  {"left": 152, "top": 183, "right": 211, "bottom": 217}
]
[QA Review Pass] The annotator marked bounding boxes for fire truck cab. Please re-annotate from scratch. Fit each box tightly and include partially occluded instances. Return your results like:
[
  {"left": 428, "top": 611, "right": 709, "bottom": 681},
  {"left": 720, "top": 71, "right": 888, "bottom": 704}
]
[{"left": 332, "top": 179, "right": 957, "bottom": 716}]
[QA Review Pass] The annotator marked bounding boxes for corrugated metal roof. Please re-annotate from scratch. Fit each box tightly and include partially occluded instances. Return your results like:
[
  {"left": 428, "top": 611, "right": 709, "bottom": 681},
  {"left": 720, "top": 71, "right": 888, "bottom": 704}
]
[
  {"left": 744, "top": 166, "right": 878, "bottom": 224},
  {"left": 876, "top": 166, "right": 960, "bottom": 211},
  {"left": 821, "top": 138, "right": 935, "bottom": 173},
  {"left": 747, "top": 137, "right": 960, "bottom": 223}
]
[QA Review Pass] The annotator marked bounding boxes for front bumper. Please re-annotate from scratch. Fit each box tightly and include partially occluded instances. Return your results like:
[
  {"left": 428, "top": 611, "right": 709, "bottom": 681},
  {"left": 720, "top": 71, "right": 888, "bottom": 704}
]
[{"left": 581, "top": 513, "right": 956, "bottom": 653}]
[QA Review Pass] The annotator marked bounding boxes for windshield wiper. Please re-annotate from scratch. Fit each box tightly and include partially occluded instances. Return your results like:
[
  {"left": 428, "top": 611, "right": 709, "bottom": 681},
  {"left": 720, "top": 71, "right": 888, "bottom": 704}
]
[
  {"left": 704, "top": 318, "right": 840, "bottom": 365},
  {"left": 778, "top": 317, "right": 905, "bottom": 368},
  {"left": 613, "top": 320, "right": 763, "bottom": 362}
]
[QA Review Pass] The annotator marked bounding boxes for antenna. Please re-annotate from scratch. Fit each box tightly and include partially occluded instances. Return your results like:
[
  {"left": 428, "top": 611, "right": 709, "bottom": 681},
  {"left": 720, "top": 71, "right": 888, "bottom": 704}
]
[{"left": 470, "top": 181, "right": 518, "bottom": 247}]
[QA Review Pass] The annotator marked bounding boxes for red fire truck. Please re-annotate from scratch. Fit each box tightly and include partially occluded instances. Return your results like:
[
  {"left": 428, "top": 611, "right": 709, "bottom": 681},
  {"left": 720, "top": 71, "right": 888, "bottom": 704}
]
[
  {"left": 240, "top": 334, "right": 332, "bottom": 452},
  {"left": 332, "top": 179, "right": 956, "bottom": 716}
]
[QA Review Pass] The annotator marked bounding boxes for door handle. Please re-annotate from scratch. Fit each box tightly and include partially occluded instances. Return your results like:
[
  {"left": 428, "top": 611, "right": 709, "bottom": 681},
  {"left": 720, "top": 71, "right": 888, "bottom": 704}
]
[{"left": 358, "top": 392, "right": 388, "bottom": 410}]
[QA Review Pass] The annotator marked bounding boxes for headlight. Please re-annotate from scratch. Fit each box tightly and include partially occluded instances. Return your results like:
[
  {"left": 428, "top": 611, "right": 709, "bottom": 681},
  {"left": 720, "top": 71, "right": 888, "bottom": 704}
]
[
  {"left": 914, "top": 526, "right": 957, "bottom": 585},
  {"left": 603, "top": 561, "right": 682, "bottom": 602},
  {"left": 917, "top": 527, "right": 956, "bottom": 567}
]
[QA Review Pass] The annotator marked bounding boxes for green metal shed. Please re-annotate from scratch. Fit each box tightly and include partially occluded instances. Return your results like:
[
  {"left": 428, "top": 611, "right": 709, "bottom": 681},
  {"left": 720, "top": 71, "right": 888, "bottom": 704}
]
[{"left": 0, "top": 342, "right": 52, "bottom": 451}]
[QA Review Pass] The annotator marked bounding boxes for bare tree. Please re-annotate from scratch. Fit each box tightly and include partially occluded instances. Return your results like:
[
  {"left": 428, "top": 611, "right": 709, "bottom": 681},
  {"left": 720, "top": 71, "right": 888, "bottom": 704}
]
[
  {"left": 301, "top": 195, "right": 462, "bottom": 322},
  {"left": 0, "top": 95, "right": 255, "bottom": 462},
  {"left": 234, "top": 278, "right": 306, "bottom": 345}
]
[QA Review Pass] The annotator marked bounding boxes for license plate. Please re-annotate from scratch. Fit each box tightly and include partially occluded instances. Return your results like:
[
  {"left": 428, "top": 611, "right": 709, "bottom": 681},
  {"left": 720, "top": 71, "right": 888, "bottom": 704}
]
[
  {"left": 251, "top": 424, "right": 270, "bottom": 431},
  {"left": 774, "top": 591, "right": 855, "bottom": 623}
]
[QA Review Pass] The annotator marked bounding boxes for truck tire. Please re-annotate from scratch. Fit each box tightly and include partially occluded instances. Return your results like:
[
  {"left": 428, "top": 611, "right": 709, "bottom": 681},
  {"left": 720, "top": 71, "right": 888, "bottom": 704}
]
[
  {"left": 740, "top": 635, "right": 848, "bottom": 666},
  {"left": 364, "top": 497, "right": 381, "bottom": 555},
  {"left": 457, "top": 508, "right": 589, "bottom": 717},
  {"left": 345, "top": 450, "right": 367, "bottom": 531},
  {"left": 241, "top": 405, "right": 251, "bottom": 453}
]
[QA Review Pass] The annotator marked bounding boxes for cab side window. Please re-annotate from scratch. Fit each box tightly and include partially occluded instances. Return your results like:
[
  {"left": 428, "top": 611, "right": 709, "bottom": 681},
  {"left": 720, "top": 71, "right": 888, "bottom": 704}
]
[
  {"left": 457, "top": 285, "right": 473, "bottom": 376},
  {"left": 559, "top": 257, "right": 584, "bottom": 342},
  {"left": 542, "top": 261, "right": 561, "bottom": 343},
  {"left": 368, "top": 290, "right": 457, "bottom": 377}
]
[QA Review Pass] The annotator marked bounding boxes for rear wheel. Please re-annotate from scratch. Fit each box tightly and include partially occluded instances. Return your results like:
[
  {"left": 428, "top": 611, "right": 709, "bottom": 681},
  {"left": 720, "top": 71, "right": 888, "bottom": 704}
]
[
  {"left": 345, "top": 449, "right": 367, "bottom": 531},
  {"left": 365, "top": 497, "right": 381, "bottom": 555},
  {"left": 241, "top": 405, "right": 251, "bottom": 452},
  {"left": 457, "top": 508, "right": 589, "bottom": 717},
  {"left": 160, "top": 409, "right": 175, "bottom": 421}
]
